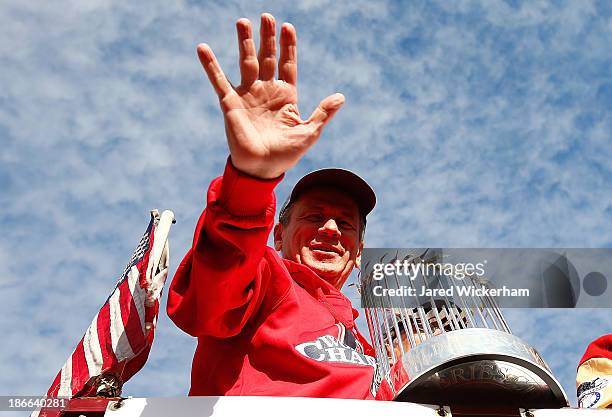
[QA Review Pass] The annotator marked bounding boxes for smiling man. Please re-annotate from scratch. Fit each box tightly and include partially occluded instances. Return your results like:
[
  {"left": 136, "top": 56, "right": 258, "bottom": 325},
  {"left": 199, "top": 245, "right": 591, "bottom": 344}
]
[
  {"left": 274, "top": 173, "right": 374, "bottom": 288},
  {"left": 167, "top": 14, "right": 380, "bottom": 399}
]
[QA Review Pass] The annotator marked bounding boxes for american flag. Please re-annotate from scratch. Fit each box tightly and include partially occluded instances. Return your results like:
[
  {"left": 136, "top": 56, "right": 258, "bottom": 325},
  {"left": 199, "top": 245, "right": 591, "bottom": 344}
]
[{"left": 46, "top": 209, "right": 174, "bottom": 398}]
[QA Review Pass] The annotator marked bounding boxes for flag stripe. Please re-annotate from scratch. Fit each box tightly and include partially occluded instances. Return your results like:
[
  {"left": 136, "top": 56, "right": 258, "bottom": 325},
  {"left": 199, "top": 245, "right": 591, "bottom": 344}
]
[
  {"left": 109, "top": 287, "right": 135, "bottom": 361},
  {"left": 128, "top": 266, "right": 146, "bottom": 333},
  {"left": 83, "top": 312, "right": 103, "bottom": 378},
  {"left": 48, "top": 370, "right": 62, "bottom": 397},
  {"left": 57, "top": 354, "right": 73, "bottom": 397},
  {"left": 119, "top": 276, "right": 146, "bottom": 354},
  {"left": 97, "top": 301, "right": 117, "bottom": 370},
  {"left": 71, "top": 337, "right": 88, "bottom": 396}
]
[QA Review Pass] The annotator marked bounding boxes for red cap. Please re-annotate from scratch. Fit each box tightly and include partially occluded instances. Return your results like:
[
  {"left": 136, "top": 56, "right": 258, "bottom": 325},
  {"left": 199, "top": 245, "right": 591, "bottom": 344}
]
[
  {"left": 280, "top": 168, "right": 376, "bottom": 221},
  {"left": 580, "top": 335, "right": 612, "bottom": 365}
]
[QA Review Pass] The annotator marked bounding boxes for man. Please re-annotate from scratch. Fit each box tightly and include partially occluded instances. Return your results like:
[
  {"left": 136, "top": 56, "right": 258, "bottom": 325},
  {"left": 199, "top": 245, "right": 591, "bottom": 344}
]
[{"left": 167, "top": 14, "right": 380, "bottom": 399}]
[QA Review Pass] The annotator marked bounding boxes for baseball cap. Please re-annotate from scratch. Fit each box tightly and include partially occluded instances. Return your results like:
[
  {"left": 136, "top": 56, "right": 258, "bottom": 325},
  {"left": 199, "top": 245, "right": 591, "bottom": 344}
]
[
  {"left": 279, "top": 168, "right": 376, "bottom": 221},
  {"left": 577, "top": 334, "right": 612, "bottom": 409}
]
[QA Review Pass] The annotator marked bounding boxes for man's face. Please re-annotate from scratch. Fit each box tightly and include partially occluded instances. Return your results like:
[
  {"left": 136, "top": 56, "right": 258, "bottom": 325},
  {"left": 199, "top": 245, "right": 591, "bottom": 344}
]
[{"left": 274, "top": 187, "right": 363, "bottom": 290}]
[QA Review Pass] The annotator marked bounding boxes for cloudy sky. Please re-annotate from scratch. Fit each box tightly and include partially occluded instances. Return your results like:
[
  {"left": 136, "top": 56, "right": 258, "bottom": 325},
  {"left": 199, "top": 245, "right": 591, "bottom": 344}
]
[{"left": 1, "top": 0, "right": 610, "bottom": 412}]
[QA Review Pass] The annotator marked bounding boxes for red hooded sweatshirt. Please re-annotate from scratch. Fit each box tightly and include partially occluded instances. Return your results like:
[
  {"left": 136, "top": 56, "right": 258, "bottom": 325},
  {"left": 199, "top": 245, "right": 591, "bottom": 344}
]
[{"left": 167, "top": 160, "right": 379, "bottom": 399}]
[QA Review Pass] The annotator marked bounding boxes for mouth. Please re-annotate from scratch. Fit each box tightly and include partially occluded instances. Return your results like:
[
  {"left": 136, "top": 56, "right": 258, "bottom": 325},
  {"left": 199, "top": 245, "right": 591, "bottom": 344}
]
[{"left": 309, "top": 242, "right": 342, "bottom": 255}]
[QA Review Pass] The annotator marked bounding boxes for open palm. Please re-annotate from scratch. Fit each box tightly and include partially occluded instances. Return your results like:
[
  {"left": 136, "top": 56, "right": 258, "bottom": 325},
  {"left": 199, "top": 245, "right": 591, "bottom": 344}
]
[{"left": 198, "top": 14, "right": 345, "bottom": 179}]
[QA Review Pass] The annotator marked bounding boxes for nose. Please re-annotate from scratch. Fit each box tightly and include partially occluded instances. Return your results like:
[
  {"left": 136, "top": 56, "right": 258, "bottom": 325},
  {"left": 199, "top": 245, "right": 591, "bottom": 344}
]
[{"left": 318, "top": 218, "right": 341, "bottom": 237}]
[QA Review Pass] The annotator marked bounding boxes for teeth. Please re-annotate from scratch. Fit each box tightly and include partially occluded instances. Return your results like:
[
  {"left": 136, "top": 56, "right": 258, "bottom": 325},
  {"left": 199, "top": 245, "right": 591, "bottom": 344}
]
[{"left": 312, "top": 247, "right": 337, "bottom": 254}]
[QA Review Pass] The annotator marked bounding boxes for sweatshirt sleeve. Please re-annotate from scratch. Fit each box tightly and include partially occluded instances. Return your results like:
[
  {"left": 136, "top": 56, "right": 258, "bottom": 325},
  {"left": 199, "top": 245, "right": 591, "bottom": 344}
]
[{"left": 166, "top": 158, "right": 283, "bottom": 338}]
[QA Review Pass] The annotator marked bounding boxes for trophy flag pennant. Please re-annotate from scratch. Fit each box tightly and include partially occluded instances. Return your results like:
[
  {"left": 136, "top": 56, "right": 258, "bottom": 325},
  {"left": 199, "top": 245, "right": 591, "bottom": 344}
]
[{"left": 577, "top": 334, "right": 612, "bottom": 409}]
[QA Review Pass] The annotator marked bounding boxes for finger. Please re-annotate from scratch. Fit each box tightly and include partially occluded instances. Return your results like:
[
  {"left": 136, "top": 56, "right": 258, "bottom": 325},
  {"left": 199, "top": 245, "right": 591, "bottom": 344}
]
[
  {"left": 257, "top": 13, "right": 277, "bottom": 81},
  {"left": 279, "top": 23, "right": 297, "bottom": 85},
  {"left": 307, "top": 93, "right": 345, "bottom": 130},
  {"left": 196, "top": 43, "right": 232, "bottom": 98},
  {"left": 236, "top": 18, "right": 258, "bottom": 88}
]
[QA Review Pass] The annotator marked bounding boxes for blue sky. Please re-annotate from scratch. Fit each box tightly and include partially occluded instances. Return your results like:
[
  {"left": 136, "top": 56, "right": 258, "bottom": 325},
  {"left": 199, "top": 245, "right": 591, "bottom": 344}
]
[{"left": 0, "top": 0, "right": 611, "bottom": 410}]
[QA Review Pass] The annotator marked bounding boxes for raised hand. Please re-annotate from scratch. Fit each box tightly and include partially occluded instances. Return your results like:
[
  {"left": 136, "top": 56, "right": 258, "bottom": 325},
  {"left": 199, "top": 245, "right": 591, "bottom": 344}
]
[{"left": 197, "top": 13, "right": 345, "bottom": 179}]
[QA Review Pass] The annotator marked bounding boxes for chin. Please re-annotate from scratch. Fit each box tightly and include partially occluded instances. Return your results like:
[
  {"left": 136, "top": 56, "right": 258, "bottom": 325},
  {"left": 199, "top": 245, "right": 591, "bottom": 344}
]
[
  {"left": 306, "top": 262, "right": 350, "bottom": 288},
  {"left": 307, "top": 262, "right": 342, "bottom": 278}
]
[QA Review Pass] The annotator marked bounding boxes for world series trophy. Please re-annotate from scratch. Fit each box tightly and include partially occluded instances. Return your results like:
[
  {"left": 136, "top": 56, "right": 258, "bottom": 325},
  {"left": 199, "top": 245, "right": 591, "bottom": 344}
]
[{"left": 360, "top": 249, "right": 569, "bottom": 410}]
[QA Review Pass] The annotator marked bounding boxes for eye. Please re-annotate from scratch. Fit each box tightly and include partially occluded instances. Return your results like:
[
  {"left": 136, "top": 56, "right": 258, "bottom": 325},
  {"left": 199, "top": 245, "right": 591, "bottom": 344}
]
[
  {"left": 303, "top": 213, "right": 323, "bottom": 222},
  {"left": 339, "top": 220, "right": 356, "bottom": 230}
]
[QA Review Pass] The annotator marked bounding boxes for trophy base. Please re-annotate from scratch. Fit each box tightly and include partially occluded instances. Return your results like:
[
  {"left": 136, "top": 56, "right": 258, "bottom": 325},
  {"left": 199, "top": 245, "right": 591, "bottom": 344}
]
[{"left": 392, "top": 329, "right": 568, "bottom": 408}]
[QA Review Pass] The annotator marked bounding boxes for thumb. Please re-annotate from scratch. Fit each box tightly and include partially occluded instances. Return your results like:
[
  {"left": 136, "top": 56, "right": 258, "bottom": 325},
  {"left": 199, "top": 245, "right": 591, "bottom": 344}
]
[{"left": 307, "top": 93, "right": 345, "bottom": 130}]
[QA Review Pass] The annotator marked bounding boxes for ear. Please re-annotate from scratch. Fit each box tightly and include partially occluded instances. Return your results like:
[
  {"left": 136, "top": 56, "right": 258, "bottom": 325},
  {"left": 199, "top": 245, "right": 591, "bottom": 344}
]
[
  {"left": 355, "top": 240, "right": 364, "bottom": 269},
  {"left": 273, "top": 223, "right": 283, "bottom": 252}
]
